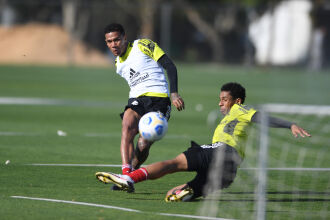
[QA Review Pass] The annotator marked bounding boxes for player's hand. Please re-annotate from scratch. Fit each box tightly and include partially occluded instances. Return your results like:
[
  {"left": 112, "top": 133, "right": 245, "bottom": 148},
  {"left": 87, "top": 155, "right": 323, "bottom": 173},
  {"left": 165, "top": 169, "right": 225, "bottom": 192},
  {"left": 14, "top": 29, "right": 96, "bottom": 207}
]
[
  {"left": 291, "top": 124, "right": 311, "bottom": 138},
  {"left": 171, "top": 93, "right": 185, "bottom": 111}
]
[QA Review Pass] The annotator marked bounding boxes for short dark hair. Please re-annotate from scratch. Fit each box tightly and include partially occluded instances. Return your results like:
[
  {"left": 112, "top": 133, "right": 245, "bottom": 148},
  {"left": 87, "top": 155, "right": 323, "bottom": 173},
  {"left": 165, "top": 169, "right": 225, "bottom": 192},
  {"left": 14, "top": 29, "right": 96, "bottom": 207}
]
[
  {"left": 104, "top": 23, "right": 125, "bottom": 36},
  {"left": 221, "top": 82, "right": 246, "bottom": 104}
]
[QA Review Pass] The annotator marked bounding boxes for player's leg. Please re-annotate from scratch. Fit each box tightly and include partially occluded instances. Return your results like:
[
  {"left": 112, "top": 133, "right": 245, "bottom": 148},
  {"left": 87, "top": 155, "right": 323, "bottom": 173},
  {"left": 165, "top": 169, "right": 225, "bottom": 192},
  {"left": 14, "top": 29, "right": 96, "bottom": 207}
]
[
  {"left": 216, "top": 146, "right": 241, "bottom": 189},
  {"left": 131, "top": 136, "right": 153, "bottom": 170},
  {"left": 165, "top": 142, "right": 215, "bottom": 201},
  {"left": 146, "top": 153, "right": 188, "bottom": 179},
  {"left": 120, "top": 108, "right": 141, "bottom": 174},
  {"left": 192, "top": 145, "right": 241, "bottom": 197},
  {"left": 127, "top": 153, "right": 188, "bottom": 184},
  {"left": 132, "top": 96, "right": 171, "bottom": 169},
  {"left": 96, "top": 153, "right": 188, "bottom": 193}
]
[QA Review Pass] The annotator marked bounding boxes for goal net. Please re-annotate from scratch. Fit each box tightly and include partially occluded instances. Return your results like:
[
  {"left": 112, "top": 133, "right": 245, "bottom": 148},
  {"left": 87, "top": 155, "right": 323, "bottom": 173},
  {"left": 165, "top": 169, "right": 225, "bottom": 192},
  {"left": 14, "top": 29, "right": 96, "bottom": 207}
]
[{"left": 199, "top": 104, "right": 330, "bottom": 220}]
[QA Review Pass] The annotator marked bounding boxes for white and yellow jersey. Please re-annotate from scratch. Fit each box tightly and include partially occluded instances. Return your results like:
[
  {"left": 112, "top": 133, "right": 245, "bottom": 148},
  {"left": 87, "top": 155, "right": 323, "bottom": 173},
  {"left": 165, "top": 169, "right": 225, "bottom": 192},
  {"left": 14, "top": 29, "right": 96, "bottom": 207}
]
[
  {"left": 115, "top": 39, "right": 169, "bottom": 98},
  {"left": 212, "top": 104, "right": 257, "bottom": 158}
]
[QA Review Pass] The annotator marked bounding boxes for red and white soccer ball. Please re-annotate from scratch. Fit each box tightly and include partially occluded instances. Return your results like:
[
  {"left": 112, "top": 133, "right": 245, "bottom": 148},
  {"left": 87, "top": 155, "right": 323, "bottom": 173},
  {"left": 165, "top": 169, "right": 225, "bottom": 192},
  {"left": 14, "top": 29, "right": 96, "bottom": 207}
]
[{"left": 139, "top": 112, "right": 168, "bottom": 141}]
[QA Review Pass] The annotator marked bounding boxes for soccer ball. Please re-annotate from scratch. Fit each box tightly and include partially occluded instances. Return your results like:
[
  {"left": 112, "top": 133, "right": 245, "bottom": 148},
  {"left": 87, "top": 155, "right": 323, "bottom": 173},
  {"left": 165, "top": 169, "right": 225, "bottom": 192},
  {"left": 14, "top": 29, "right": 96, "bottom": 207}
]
[{"left": 139, "top": 112, "right": 168, "bottom": 141}]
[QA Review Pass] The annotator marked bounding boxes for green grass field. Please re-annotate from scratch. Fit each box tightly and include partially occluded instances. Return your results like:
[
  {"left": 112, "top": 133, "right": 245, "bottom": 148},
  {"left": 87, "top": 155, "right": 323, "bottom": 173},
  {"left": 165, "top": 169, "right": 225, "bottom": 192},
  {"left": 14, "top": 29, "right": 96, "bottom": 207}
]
[{"left": 0, "top": 64, "right": 329, "bottom": 219}]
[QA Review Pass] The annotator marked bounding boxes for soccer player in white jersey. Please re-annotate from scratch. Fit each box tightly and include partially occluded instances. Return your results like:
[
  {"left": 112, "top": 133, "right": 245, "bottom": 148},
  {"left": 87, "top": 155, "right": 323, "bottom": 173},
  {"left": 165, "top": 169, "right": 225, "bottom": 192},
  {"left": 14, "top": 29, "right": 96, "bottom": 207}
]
[
  {"left": 96, "top": 82, "right": 310, "bottom": 201},
  {"left": 102, "top": 23, "right": 185, "bottom": 180}
]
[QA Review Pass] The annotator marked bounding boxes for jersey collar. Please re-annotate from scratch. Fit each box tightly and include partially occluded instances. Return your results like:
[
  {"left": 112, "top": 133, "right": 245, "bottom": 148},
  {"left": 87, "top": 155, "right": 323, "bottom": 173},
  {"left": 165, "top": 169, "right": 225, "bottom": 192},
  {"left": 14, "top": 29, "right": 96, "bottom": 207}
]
[{"left": 118, "top": 42, "right": 133, "bottom": 63}]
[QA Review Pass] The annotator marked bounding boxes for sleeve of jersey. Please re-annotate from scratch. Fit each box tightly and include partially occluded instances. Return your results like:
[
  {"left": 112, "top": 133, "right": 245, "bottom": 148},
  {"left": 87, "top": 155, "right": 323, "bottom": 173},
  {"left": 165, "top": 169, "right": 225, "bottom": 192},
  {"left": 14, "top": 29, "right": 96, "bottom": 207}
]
[
  {"left": 138, "top": 39, "right": 165, "bottom": 61},
  {"left": 158, "top": 54, "right": 178, "bottom": 93},
  {"left": 251, "top": 112, "right": 293, "bottom": 128},
  {"left": 240, "top": 106, "right": 257, "bottom": 122}
]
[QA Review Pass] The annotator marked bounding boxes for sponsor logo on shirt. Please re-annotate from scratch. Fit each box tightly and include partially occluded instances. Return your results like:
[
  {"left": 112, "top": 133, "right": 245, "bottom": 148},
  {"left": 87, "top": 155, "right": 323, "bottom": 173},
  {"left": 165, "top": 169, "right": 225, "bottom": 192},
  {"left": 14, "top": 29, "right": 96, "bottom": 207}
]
[
  {"left": 128, "top": 68, "right": 149, "bottom": 87},
  {"left": 129, "top": 72, "right": 149, "bottom": 87},
  {"left": 130, "top": 68, "right": 140, "bottom": 79},
  {"left": 200, "top": 142, "right": 225, "bottom": 149}
]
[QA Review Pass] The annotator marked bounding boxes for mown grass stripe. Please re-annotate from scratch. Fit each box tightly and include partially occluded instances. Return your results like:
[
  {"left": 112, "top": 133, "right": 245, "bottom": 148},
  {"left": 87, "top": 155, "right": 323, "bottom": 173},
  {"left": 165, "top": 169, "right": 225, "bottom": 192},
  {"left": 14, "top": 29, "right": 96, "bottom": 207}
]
[
  {"left": 11, "top": 196, "right": 233, "bottom": 220},
  {"left": 26, "top": 163, "right": 330, "bottom": 171}
]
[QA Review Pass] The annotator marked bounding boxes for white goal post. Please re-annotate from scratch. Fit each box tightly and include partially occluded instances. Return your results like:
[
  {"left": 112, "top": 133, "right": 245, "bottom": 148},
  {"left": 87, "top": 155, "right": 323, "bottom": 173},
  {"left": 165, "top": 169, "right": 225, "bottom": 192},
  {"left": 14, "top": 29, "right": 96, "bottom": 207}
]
[
  {"left": 256, "top": 104, "right": 330, "bottom": 220},
  {"left": 200, "top": 103, "right": 330, "bottom": 220}
]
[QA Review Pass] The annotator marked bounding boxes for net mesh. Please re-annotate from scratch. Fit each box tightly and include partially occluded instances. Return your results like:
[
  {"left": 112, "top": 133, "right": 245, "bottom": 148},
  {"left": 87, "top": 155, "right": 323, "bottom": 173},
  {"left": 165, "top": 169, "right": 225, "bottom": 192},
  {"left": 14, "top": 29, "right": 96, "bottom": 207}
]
[{"left": 199, "top": 104, "right": 330, "bottom": 220}]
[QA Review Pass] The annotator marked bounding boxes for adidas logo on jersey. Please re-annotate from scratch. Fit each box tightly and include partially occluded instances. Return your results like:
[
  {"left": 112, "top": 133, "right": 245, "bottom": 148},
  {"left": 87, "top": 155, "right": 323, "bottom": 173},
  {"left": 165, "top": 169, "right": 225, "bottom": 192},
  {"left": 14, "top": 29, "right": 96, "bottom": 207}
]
[{"left": 130, "top": 68, "right": 140, "bottom": 79}]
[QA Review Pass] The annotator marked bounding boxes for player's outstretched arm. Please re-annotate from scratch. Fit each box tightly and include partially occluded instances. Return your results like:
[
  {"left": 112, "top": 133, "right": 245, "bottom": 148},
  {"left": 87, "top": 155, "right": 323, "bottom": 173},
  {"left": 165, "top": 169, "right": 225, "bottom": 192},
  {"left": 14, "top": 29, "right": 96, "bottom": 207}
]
[
  {"left": 171, "top": 92, "right": 185, "bottom": 111},
  {"left": 290, "top": 124, "right": 311, "bottom": 138},
  {"left": 252, "top": 112, "right": 311, "bottom": 138}
]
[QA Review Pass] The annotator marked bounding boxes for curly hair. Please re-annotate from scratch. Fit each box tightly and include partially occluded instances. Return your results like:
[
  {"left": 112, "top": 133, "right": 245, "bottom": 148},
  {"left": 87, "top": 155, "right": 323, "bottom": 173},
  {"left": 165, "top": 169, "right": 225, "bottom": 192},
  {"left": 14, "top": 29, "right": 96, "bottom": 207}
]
[{"left": 221, "top": 82, "right": 246, "bottom": 104}]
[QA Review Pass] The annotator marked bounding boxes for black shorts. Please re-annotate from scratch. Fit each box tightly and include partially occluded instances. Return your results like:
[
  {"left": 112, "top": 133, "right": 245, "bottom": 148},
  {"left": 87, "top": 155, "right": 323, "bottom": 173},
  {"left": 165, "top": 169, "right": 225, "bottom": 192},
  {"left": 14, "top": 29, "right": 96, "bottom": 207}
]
[
  {"left": 183, "top": 141, "right": 242, "bottom": 197},
  {"left": 120, "top": 96, "right": 171, "bottom": 120}
]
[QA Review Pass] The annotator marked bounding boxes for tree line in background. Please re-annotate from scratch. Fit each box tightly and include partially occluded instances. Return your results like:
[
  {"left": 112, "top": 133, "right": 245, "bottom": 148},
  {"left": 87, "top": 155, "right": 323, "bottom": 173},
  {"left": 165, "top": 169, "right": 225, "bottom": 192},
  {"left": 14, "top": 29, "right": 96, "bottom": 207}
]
[{"left": 1, "top": 0, "right": 330, "bottom": 68}]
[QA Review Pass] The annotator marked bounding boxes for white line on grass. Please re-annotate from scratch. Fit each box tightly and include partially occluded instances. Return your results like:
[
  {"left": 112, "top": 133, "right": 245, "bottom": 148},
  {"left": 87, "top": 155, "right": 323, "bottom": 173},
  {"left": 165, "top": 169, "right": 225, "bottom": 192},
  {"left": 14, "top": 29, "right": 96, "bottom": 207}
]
[
  {"left": 0, "top": 97, "right": 122, "bottom": 108},
  {"left": 0, "top": 131, "right": 122, "bottom": 137},
  {"left": 11, "top": 196, "right": 140, "bottom": 212},
  {"left": 11, "top": 196, "right": 233, "bottom": 220},
  {"left": 0, "top": 97, "right": 63, "bottom": 105},
  {"left": 84, "top": 133, "right": 191, "bottom": 139},
  {"left": 240, "top": 167, "right": 330, "bottom": 171},
  {"left": 26, "top": 163, "right": 330, "bottom": 171},
  {"left": 0, "top": 131, "right": 41, "bottom": 136},
  {"left": 0, "top": 131, "right": 191, "bottom": 139},
  {"left": 28, "top": 163, "right": 122, "bottom": 167}
]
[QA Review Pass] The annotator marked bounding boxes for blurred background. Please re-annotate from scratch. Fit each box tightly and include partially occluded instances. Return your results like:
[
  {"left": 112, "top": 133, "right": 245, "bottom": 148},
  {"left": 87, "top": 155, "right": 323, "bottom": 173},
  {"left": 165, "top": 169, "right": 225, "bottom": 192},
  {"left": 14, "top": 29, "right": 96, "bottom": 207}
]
[{"left": 0, "top": 0, "right": 329, "bottom": 70}]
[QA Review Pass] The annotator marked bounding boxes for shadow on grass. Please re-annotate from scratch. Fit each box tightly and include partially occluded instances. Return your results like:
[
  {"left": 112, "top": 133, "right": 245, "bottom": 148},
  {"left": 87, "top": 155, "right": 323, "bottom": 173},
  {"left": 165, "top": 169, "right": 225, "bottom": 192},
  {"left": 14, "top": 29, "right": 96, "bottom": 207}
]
[
  {"left": 226, "top": 191, "right": 330, "bottom": 195},
  {"left": 126, "top": 191, "right": 330, "bottom": 203},
  {"left": 133, "top": 192, "right": 164, "bottom": 195},
  {"left": 202, "top": 191, "right": 330, "bottom": 202},
  {"left": 212, "top": 198, "right": 330, "bottom": 202}
]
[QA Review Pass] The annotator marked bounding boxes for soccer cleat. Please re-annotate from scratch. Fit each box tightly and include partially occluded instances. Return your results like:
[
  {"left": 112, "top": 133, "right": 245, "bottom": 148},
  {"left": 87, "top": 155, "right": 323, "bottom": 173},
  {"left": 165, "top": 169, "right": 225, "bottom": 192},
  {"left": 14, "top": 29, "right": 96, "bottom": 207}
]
[
  {"left": 111, "top": 184, "right": 124, "bottom": 191},
  {"left": 165, "top": 187, "right": 194, "bottom": 202},
  {"left": 95, "top": 172, "right": 135, "bottom": 193},
  {"left": 110, "top": 184, "right": 136, "bottom": 191}
]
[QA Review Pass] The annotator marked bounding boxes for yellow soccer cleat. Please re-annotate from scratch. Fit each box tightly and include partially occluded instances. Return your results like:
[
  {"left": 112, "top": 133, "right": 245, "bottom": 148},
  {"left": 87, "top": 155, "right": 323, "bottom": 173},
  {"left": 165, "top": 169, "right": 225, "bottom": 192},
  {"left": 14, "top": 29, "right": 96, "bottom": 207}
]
[
  {"left": 165, "top": 187, "right": 194, "bottom": 202},
  {"left": 95, "top": 172, "right": 135, "bottom": 193}
]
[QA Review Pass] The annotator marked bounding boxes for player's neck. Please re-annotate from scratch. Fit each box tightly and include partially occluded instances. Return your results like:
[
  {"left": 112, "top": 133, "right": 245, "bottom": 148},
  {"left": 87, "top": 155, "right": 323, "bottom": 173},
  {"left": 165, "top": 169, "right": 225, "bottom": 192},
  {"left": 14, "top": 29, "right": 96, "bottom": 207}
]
[{"left": 119, "top": 42, "right": 129, "bottom": 57}]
